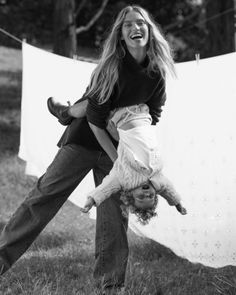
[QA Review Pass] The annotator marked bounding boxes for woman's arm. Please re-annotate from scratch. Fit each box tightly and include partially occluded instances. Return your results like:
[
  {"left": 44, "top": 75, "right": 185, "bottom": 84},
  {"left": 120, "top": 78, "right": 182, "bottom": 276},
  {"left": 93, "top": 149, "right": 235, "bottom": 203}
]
[
  {"left": 146, "top": 75, "right": 166, "bottom": 125},
  {"left": 89, "top": 122, "right": 118, "bottom": 163},
  {"left": 86, "top": 95, "right": 118, "bottom": 162},
  {"left": 106, "top": 119, "right": 120, "bottom": 141}
]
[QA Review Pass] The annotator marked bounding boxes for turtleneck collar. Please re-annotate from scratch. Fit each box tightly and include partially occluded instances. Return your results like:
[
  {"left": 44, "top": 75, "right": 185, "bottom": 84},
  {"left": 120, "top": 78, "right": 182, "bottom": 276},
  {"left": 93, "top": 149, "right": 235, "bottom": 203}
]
[{"left": 123, "top": 48, "right": 149, "bottom": 72}]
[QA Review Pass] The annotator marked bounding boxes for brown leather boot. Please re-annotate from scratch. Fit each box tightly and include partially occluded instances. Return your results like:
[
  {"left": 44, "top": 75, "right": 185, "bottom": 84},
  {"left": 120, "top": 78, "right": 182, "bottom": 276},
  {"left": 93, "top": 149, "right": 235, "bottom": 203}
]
[{"left": 47, "top": 97, "right": 73, "bottom": 125}]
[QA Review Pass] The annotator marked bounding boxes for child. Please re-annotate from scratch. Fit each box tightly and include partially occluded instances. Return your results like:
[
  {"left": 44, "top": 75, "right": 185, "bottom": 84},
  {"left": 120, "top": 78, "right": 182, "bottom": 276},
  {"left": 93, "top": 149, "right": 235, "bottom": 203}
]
[{"left": 48, "top": 98, "right": 187, "bottom": 224}]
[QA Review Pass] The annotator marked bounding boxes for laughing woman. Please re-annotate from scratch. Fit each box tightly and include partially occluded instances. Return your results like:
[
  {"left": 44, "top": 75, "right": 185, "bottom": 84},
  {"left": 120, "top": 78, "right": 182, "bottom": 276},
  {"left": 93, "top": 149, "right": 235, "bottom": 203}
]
[{"left": 1, "top": 5, "right": 176, "bottom": 295}]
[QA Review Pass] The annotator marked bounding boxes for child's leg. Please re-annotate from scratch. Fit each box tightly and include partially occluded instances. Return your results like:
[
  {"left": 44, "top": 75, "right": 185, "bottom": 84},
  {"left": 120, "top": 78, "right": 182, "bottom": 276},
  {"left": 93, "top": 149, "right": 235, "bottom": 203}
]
[
  {"left": 69, "top": 99, "right": 87, "bottom": 118},
  {"left": 47, "top": 97, "right": 87, "bottom": 125}
]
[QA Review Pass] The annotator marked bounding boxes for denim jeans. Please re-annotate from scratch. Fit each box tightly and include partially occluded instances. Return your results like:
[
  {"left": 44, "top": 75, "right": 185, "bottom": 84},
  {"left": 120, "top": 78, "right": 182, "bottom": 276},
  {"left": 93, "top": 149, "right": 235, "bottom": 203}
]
[{"left": 0, "top": 144, "right": 128, "bottom": 288}]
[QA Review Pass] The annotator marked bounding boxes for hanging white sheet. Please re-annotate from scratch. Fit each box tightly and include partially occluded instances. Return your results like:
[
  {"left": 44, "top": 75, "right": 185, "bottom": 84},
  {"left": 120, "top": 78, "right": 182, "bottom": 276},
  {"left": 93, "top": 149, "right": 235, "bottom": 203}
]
[{"left": 19, "top": 43, "right": 236, "bottom": 268}]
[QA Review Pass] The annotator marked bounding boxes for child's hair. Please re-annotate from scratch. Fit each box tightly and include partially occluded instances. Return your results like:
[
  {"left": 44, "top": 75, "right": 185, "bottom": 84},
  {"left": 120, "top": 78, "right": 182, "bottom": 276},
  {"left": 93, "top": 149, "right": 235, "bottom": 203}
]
[
  {"left": 120, "top": 190, "right": 158, "bottom": 225},
  {"left": 86, "top": 5, "right": 176, "bottom": 105}
]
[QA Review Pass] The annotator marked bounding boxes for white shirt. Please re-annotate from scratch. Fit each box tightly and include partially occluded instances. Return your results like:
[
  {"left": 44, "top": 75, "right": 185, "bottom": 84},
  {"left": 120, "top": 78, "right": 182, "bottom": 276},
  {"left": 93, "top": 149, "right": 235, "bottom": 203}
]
[{"left": 88, "top": 124, "right": 181, "bottom": 207}]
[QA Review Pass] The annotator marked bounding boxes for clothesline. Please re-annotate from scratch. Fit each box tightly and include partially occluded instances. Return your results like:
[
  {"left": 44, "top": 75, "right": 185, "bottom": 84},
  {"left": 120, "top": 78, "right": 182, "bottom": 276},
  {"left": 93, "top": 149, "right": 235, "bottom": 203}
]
[
  {"left": 172, "top": 6, "right": 236, "bottom": 34},
  {"left": 0, "top": 28, "right": 23, "bottom": 44}
]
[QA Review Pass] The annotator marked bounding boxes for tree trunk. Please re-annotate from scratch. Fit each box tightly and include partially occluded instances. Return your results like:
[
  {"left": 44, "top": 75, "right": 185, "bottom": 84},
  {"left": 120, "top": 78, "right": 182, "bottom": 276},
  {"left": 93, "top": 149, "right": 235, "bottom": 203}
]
[
  {"left": 53, "top": 0, "right": 77, "bottom": 58},
  {"left": 203, "top": 0, "right": 235, "bottom": 58}
]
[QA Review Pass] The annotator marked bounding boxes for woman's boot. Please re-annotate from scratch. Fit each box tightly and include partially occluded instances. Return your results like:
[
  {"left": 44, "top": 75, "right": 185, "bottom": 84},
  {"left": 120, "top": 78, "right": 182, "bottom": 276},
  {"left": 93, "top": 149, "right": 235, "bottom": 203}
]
[{"left": 47, "top": 97, "right": 73, "bottom": 125}]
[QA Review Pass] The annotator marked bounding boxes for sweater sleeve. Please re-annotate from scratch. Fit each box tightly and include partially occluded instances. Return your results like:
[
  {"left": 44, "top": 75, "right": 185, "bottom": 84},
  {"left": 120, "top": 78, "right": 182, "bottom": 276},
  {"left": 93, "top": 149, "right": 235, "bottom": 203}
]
[
  {"left": 151, "top": 172, "right": 181, "bottom": 206},
  {"left": 146, "top": 75, "right": 166, "bottom": 125},
  {"left": 73, "top": 86, "right": 90, "bottom": 104},
  {"left": 86, "top": 96, "right": 112, "bottom": 129},
  {"left": 87, "top": 169, "right": 121, "bottom": 206}
]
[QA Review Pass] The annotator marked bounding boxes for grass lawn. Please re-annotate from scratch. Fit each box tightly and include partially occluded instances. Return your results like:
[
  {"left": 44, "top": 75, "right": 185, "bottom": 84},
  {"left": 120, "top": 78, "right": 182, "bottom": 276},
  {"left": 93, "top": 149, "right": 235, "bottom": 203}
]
[{"left": 0, "top": 45, "right": 236, "bottom": 295}]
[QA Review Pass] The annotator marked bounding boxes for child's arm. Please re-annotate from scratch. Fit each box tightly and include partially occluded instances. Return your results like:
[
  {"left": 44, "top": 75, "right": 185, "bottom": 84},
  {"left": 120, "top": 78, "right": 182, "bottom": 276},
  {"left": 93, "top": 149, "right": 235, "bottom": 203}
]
[
  {"left": 146, "top": 75, "right": 166, "bottom": 125},
  {"left": 80, "top": 169, "right": 121, "bottom": 213},
  {"left": 151, "top": 173, "right": 187, "bottom": 215}
]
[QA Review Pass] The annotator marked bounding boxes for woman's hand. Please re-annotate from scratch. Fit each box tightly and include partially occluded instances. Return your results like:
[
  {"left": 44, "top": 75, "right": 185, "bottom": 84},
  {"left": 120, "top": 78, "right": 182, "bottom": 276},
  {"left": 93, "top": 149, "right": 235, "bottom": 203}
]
[{"left": 80, "top": 196, "right": 95, "bottom": 213}]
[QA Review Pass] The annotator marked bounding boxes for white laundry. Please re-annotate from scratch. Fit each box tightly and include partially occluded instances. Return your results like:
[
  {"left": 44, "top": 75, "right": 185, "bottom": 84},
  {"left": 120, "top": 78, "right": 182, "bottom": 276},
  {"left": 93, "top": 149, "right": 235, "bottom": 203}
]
[{"left": 19, "top": 43, "right": 236, "bottom": 268}]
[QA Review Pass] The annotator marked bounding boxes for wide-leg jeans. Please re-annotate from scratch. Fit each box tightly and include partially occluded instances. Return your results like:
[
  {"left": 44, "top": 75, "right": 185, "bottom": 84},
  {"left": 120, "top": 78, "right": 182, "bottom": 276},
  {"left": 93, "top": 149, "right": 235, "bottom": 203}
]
[{"left": 0, "top": 144, "right": 128, "bottom": 288}]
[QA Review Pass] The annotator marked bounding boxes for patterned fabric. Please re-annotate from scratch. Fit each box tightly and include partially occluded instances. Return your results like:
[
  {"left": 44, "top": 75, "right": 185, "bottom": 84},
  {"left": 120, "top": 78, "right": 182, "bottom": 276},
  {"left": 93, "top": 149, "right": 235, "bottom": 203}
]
[{"left": 20, "top": 43, "right": 236, "bottom": 267}]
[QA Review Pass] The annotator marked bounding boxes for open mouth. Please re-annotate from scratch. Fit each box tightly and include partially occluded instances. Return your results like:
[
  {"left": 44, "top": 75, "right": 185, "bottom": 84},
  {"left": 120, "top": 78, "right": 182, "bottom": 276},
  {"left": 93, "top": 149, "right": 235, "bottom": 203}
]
[
  {"left": 130, "top": 33, "right": 143, "bottom": 40},
  {"left": 142, "top": 184, "right": 150, "bottom": 190}
]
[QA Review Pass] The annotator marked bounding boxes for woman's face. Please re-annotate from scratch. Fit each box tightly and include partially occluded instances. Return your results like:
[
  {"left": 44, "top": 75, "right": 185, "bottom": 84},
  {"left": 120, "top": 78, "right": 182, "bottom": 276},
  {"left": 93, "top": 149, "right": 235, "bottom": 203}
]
[
  {"left": 121, "top": 11, "right": 149, "bottom": 53},
  {"left": 131, "top": 181, "right": 156, "bottom": 210}
]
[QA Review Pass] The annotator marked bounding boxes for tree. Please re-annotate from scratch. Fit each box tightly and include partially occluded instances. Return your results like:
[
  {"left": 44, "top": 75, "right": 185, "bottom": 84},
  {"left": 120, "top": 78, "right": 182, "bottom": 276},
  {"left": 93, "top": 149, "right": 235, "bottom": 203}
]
[
  {"left": 53, "top": 0, "right": 76, "bottom": 58},
  {"left": 203, "top": 0, "right": 235, "bottom": 57},
  {"left": 75, "top": 0, "right": 109, "bottom": 35},
  {"left": 53, "top": 0, "right": 109, "bottom": 58}
]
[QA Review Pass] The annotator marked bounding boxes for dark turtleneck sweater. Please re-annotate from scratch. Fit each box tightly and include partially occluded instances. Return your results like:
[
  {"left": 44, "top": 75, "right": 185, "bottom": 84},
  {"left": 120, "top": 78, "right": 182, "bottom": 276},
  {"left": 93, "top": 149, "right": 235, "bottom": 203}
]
[{"left": 58, "top": 50, "right": 166, "bottom": 151}]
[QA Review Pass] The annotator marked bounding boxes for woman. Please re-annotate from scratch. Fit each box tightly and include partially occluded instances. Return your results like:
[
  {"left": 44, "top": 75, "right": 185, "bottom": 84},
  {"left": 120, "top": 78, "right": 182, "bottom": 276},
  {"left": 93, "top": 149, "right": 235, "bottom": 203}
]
[
  {"left": 49, "top": 5, "right": 178, "bottom": 223},
  {"left": 0, "top": 5, "right": 175, "bottom": 294},
  {"left": 86, "top": 5, "right": 176, "bottom": 163},
  {"left": 49, "top": 5, "right": 175, "bottom": 158}
]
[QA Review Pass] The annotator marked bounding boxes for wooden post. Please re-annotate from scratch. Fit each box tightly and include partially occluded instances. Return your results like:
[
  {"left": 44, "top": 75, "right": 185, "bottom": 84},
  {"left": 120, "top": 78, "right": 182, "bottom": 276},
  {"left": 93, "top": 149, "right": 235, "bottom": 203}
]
[
  {"left": 234, "top": 0, "right": 236, "bottom": 50},
  {"left": 204, "top": 0, "right": 235, "bottom": 57},
  {"left": 53, "top": 0, "right": 77, "bottom": 58}
]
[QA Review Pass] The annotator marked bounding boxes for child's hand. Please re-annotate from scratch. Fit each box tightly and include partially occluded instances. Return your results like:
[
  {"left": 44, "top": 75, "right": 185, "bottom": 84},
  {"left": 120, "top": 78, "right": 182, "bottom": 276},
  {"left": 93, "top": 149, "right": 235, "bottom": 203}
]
[
  {"left": 175, "top": 203, "right": 187, "bottom": 215},
  {"left": 80, "top": 196, "right": 95, "bottom": 213}
]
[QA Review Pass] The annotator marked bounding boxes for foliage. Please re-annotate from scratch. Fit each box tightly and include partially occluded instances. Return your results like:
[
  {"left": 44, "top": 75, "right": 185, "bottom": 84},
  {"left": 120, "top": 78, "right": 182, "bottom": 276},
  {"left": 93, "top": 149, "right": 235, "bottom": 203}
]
[
  {"left": 75, "top": 0, "right": 207, "bottom": 61},
  {"left": 0, "top": 0, "right": 54, "bottom": 48},
  {"left": 1, "top": 0, "right": 235, "bottom": 61},
  {"left": 0, "top": 0, "right": 209, "bottom": 61}
]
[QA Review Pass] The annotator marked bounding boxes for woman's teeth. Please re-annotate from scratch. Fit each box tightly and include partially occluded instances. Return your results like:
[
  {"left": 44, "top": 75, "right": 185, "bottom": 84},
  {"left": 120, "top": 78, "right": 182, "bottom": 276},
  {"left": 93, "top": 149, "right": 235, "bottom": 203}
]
[
  {"left": 142, "top": 184, "right": 149, "bottom": 189},
  {"left": 130, "top": 34, "right": 142, "bottom": 40}
]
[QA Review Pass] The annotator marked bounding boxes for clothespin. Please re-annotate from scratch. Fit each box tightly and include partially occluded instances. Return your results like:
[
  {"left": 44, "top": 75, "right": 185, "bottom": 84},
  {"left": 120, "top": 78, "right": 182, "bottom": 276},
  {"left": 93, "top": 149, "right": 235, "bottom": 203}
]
[{"left": 195, "top": 53, "right": 200, "bottom": 65}]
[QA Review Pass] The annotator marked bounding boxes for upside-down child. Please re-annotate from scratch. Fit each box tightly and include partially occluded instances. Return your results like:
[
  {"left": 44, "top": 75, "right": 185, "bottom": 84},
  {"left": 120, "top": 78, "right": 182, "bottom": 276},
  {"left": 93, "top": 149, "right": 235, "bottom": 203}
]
[{"left": 48, "top": 98, "right": 187, "bottom": 224}]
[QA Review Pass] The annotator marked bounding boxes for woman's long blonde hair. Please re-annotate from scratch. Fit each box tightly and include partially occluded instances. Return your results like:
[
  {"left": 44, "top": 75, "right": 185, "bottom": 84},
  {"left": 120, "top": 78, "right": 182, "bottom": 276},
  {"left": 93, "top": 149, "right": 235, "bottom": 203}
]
[{"left": 86, "top": 5, "right": 176, "bottom": 104}]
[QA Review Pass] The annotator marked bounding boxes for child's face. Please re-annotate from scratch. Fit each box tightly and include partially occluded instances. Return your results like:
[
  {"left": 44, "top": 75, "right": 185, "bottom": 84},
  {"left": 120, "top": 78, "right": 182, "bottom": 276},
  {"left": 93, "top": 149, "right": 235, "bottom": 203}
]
[{"left": 131, "top": 182, "right": 156, "bottom": 210}]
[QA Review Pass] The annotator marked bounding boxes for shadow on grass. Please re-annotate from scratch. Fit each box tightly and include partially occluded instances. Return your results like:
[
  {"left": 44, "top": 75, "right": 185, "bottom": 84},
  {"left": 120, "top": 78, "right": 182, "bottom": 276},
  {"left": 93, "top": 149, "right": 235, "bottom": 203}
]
[
  {"left": 0, "top": 70, "right": 22, "bottom": 109},
  {"left": 0, "top": 122, "right": 20, "bottom": 157},
  {"left": 0, "top": 87, "right": 21, "bottom": 109},
  {"left": 0, "top": 70, "right": 21, "bottom": 158},
  {"left": 0, "top": 70, "right": 22, "bottom": 79}
]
